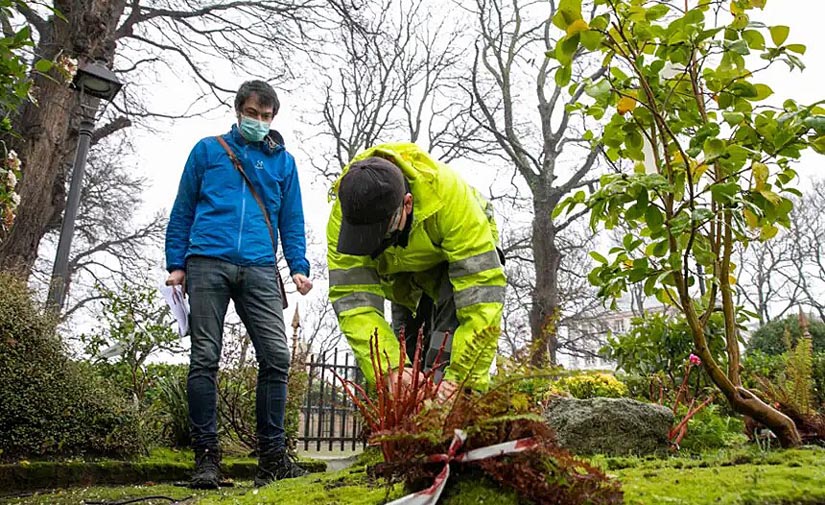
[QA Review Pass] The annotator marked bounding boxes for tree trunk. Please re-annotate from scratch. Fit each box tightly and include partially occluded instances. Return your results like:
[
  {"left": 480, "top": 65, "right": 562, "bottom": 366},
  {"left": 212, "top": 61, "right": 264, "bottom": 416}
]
[
  {"left": 692, "top": 334, "right": 802, "bottom": 447},
  {"left": 0, "top": 0, "right": 125, "bottom": 276},
  {"left": 528, "top": 194, "right": 562, "bottom": 367}
]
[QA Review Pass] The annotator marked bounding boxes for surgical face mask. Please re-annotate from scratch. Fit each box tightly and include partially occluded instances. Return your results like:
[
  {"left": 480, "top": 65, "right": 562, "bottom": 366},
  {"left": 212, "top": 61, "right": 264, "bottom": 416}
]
[{"left": 239, "top": 115, "right": 270, "bottom": 142}]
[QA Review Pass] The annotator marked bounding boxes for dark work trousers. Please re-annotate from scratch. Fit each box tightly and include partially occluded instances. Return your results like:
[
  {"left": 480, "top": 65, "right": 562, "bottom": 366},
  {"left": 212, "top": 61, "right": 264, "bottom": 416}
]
[
  {"left": 390, "top": 263, "right": 459, "bottom": 383},
  {"left": 185, "top": 256, "right": 291, "bottom": 452}
]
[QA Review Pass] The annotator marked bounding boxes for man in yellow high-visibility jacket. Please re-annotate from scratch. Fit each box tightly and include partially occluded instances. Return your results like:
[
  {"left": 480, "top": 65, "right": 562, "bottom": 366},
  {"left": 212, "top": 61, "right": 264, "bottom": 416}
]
[{"left": 326, "top": 142, "right": 506, "bottom": 391}]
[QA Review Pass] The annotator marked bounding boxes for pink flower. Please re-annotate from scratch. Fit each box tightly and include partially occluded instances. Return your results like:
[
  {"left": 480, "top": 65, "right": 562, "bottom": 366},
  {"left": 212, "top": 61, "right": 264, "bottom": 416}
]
[{"left": 689, "top": 354, "right": 701, "bottom": 366}]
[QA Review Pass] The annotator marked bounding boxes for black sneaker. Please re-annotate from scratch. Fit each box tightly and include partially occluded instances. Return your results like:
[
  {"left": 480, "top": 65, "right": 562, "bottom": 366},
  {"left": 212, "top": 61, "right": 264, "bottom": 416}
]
[
  {"left": 254, "top": 448, "right": 308, "bottom": 487},
  {"left": 190, "top": 447, "right": 221, "bottom": 489}
]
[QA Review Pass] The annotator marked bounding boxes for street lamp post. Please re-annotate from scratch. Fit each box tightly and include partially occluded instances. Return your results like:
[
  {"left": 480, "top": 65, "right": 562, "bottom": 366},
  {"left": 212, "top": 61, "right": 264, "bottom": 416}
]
[{"left": 47, "top": 60, "right": 122, "bottom": 310}]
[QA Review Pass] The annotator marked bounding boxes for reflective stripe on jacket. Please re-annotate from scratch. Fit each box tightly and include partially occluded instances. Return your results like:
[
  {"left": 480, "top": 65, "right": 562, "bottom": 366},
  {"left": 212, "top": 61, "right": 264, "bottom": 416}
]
[{"left": 326, "top": 143, "right": 505, "bottom": 389}]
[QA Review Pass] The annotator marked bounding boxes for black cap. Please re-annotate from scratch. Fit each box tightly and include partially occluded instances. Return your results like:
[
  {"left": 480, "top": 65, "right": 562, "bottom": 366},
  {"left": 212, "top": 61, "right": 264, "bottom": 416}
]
[{"left": 337, "top": 157, "right": 406, "bottom": 256}]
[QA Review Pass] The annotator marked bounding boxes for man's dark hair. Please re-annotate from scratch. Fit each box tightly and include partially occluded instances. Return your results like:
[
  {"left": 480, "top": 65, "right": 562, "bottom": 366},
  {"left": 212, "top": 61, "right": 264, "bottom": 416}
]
[{"left": 235, "top": 80, "right": 280, "bottom": 116}]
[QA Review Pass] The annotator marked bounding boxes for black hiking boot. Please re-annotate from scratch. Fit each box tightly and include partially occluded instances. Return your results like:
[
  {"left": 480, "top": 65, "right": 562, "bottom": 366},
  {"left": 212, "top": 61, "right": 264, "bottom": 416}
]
[
  {"left": 190, "top": 446, "right": 221, "bottom": 489},
  {"left": 254, "top": 448, "right": 308, "bottom": 487}
]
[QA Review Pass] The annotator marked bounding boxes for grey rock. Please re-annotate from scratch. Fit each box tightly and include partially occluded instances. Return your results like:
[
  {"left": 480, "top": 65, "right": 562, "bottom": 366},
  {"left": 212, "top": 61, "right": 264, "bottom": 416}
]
[{"left": 545, "top": 397, "right": 674, "bottom": 456}]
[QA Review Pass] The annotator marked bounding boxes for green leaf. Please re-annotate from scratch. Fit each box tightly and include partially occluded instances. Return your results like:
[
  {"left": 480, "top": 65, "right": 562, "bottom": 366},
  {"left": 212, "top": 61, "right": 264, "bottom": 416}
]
[
  {"left": 728, "top": 39, "right": 750, "bottom": 56},
  {"left": 804, "top": 116, "right": 825, "bottom": 133},
  {"left": 645, "top": 206, "right": 664, "bottom": 231},
  {"left": 710, "top": 182, "right": 739, "bottom": 204},
  {"left": 646, "top": 4, "right": 669, "bottom": 21},
  {"left": 584, "top": 79, "right": 611, "bottom": 101},
  {"left": 753, "top": 84, "right": 774, "bottom": 101},
  {"left": 703, "top": 138, "right": 726, "bottom": 161},
  {"left": 552, "top": 0, "right": 584, "bottom": 30},
  {"left": 555, "top": 33, "right": 581, "bottom": 66},
  {"left": 742, "top": 29, "right": 766, "bottom": 50},
  {"left": 769, "top": 25, "right": 790, "bottom": 46},
  {"left": 759, "top": 224, "right": 779, "bottom": 240},
  {"left": 786, "top": 44, "right": 806, "bottom": 55},
  {"left": 722, "top": 111, "right": 745, "bottom": 126},
  {"left": 589, "top": 251, "right": 608, "bottom": 264},
  {"left": 810, "top": 135, "right": 825, "bottom": 155},
  {"left": 555, "top": 65, "right": 572, "bottom": 86},
  {"left": 34, "top": 59, "right": 53, "bottom": 73},
  {"left": 580, "top": 30, "right": 604, "bottom": 51}
]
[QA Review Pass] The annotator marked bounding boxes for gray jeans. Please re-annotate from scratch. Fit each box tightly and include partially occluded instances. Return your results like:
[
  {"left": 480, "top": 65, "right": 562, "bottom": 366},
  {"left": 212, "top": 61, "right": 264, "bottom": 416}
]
[
  {"left": 186, "top": 256, "right": 291, "bottom": 451},
  {"left": 390, "top": 263, "right": 459, "bottom": 383}
]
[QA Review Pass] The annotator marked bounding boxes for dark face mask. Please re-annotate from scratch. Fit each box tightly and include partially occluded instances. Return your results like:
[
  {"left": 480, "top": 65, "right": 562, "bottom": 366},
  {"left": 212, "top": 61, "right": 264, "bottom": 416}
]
[{"left": 371, "top": 207, "right": 414, "bottom": 259}]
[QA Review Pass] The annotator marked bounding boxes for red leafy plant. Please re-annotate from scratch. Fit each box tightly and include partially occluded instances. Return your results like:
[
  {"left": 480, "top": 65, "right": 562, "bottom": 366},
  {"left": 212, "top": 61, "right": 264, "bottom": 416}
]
[{"left": 336, "top": 327, "right": 623, "bottom": 504}]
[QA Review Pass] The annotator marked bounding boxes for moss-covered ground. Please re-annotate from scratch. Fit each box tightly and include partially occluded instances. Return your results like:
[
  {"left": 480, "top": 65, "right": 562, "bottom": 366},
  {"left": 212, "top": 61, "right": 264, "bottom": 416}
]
[
  {"left": 2, "top": 447, "right": 824, "bottom": 504},
  {"left": 0, "top": 448, "right": 325, "bottom": 496}
]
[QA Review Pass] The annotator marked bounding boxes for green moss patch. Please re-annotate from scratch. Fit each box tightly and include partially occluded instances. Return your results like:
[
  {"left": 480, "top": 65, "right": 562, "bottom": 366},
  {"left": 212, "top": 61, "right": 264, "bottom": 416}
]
[
  {"left": 5, "top": 448, "right": 825, "bottom": 505},
  {"left": 0, "top": 449, "right": 325, "bottom": 493},
  {"left": 612, "top": 448, "right": 825, "bottom": 505}
]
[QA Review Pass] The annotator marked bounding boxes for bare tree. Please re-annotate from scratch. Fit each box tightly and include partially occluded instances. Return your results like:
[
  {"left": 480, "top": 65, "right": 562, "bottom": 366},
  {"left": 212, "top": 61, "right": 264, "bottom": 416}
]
[
  {"left": 1, "top": 0, "right": 326, "bottom": 276},
  {"left": 304, "top": 0, "right": 485, "bottom": 180},
  {"left": 31, "top": 132, "right": 165, "bottom": 319},
  {"left": 735, "top": 237, "right": 799, "bottom": 326},
  {"left": 466, "top": 0, "right": 604, "bottom": 365},
  {"left": 784, "top": 181, "right": 825, "bottom": 322}
]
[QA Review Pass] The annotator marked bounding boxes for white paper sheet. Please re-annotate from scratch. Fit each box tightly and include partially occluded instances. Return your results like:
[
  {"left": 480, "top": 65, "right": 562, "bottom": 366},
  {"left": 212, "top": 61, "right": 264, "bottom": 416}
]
[{"left": 160, "top": 284, "right": 189, "bottom": 337}]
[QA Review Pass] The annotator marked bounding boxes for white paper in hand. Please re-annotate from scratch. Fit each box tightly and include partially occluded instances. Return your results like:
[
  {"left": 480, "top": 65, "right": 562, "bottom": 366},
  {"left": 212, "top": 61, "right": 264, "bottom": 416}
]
[{"left": 160, "top": 284, "right": 189, "bottom": 337}]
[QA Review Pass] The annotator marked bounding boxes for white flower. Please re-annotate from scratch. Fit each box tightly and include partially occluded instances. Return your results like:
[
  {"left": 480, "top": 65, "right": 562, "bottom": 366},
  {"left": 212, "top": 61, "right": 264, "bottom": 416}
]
[
  {"left": 6, "top": 150, "right": 20, "bottom": 171},
  {"left": 10, "top": 192, "right": 20, "bottom": 208},
  {"left": 6, "top": 170, "right": 17, "bottom": 188},
  {"left": 56, "top": 55, "right": 78, "bottom": 84}
]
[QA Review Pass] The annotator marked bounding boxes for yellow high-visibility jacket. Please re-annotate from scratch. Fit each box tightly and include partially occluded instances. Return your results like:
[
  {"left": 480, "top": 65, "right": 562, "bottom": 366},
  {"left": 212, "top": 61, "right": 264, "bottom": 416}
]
[{"left": 326, "top": 143, "right": 506, "bottom": 389}]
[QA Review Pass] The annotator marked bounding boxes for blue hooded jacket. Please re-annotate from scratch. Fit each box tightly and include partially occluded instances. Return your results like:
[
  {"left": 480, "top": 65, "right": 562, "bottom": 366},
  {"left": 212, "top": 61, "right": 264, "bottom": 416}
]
[{"left": 165, "top": 124, "right": 310, "bottom": 277}]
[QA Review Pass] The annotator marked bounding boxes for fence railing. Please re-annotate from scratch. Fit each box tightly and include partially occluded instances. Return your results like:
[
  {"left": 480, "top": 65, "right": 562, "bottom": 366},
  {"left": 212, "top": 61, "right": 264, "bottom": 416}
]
[{"left": 298, "top": 349, "right": 366, "bottom": 452}]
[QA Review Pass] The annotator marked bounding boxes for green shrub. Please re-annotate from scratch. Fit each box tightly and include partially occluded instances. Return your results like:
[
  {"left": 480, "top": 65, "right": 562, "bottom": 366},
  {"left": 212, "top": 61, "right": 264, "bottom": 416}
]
[
  {"left": 553, "top": 372, "right": 628, "bottom": 399},
  {"left": 741, "top": 351, "right": 785, "bottom": 389},
  {"left": 285, "top": 366, "right": 309, "bottom": 454},
  {"left": 0, "top": 273, "right": 143, "bottom": 460},
  {"left": 152, "top": 365, "right": 190, "bottom": 448},
  {"left": 615, "top": 372, "right": 666, "bottom": 402},
  {"left": 601, "top": 311, "right": 725, "bottom": 398},
  {"left": 747, "top": 315, "right": 825, "bottom": 356},
  {"left": 677, "top": 405, "right": 747, "bottom": 453},
  {"left": 814, "top": 353, "right": 825, "bottom": 407}
]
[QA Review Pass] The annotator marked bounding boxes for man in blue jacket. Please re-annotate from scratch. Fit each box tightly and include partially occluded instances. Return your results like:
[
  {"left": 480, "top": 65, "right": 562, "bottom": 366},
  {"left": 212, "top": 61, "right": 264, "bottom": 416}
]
[{"left": 165, "top": 80, "right": 312, "bottom": 489}]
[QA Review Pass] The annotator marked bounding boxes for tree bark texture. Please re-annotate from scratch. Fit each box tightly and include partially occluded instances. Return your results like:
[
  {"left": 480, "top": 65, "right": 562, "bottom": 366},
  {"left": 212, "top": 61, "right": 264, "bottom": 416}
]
[
  {"left": 0, "top": 0, "right": 126, "bottom": 274},
  {"left": 529, "top": 191, "right": 562, "bottom": 366}
]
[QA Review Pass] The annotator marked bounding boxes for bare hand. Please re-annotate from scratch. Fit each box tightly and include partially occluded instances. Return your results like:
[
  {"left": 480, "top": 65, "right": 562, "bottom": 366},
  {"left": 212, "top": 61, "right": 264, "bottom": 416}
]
[
  {"left": 166, "top": 269, "right": 185, "bottom": 286},
  {"left": 387, "top": 368, "right": 425, "bottom": 389},
  {"left": 293, "top": 273, "right": 313, "bottom": 295}
]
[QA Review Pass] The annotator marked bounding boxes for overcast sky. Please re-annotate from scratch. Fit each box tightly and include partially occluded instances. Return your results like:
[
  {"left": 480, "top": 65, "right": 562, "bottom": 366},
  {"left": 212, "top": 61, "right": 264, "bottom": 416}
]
[{"left": 117, "top": 1, "right": 825, "bottom": 334}]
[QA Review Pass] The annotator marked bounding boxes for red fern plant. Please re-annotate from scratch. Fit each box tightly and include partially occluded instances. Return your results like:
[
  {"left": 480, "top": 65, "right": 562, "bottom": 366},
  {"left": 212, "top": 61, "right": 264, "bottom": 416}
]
[
  {"left": 334, "top": 326, "right": 452, "bottom": 462},
  {"left": 336, "top": 327, "right": 624, "bottom": 505}
]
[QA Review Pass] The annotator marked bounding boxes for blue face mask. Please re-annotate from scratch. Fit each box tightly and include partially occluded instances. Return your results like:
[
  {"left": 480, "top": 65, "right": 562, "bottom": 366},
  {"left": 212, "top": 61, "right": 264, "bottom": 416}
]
[{"left": 239, "top": 115, "right": 270, "bottom": 142}]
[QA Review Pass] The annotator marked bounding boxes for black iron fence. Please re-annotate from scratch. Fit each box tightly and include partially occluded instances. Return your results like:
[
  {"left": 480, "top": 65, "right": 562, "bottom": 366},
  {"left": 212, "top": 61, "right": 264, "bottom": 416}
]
[{"left": 298, "top": 349, "right": 366, "bottom": 452}]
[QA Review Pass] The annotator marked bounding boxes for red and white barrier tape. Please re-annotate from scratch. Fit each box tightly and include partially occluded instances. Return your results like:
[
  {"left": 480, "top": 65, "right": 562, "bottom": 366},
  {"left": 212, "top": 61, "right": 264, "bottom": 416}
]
[{"left": 387, "top": 430, "right": 539, "bottom": 505}]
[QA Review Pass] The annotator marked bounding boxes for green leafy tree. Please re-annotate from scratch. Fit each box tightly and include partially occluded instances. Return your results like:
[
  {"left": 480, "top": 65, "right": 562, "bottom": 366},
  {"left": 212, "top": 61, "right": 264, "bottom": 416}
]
[
  {"left": 0, "top": 1, "right": 34, "bottom": 134},
  {"left": 83, "top": 283, "right": 182, "bottom": 405},
  {"left": 0, "top": 1, "right": 35, "bottom": 235},
  {"left": 553, "top": 0, "right": 825, "bottom": 446},
  {"left": 748, "top": 314, "right": 825, "bottom": 355},
  {"left": 602, "top": 310, "right": 727, "bottom": 394}
]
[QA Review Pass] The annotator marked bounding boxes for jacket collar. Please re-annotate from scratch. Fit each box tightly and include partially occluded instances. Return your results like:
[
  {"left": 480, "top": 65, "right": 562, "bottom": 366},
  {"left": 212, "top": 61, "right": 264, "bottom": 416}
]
[
  {"left": 229, "top": 124, "right": 285, "bottom": 154},
  {"left": 331, "top": 143, "right": 443, "bottom": 223}
]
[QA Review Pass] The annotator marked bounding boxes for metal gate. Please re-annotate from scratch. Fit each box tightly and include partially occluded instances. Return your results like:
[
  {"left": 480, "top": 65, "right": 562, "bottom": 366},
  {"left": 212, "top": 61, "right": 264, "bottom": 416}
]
[{"left": 298, "top": 349, "right": 367, "bottom": 452}]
